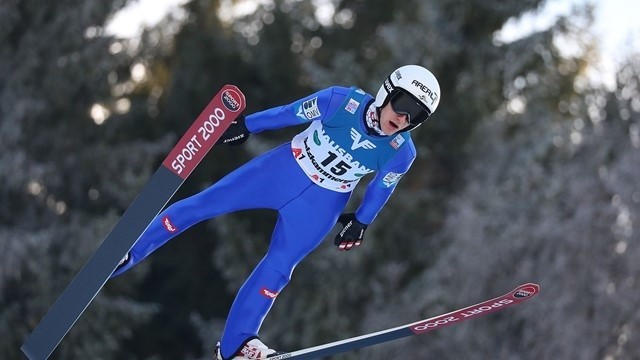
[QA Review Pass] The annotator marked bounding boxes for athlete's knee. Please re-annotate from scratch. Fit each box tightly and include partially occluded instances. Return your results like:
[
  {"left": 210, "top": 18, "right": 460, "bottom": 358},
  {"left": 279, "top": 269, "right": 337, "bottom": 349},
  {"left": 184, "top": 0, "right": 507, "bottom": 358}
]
[
  {"left": 263, "top": 251, "right": 299, "bottom": 281},
  {"left": 165, "top": 192, "right": 218, "bottom": 222}
]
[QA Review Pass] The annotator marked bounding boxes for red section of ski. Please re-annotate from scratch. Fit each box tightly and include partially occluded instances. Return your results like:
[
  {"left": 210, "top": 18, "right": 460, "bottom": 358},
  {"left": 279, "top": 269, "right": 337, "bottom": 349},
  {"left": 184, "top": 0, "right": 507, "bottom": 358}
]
[
  {"left": 162, "top": 85, "right": 245, "bottom": 179},
  {"left": 268, "top": 283, "right": 539, "bottom": 360},
  {"left": 409, "top": 283, "right": 539, "bottom": 334}
]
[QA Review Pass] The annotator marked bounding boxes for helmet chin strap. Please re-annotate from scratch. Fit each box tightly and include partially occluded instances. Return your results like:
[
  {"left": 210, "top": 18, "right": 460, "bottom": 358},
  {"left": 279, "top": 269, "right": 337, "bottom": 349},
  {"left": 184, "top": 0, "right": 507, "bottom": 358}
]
[{"left": 365, "top": 102, "right": 386, "bottom": 136}]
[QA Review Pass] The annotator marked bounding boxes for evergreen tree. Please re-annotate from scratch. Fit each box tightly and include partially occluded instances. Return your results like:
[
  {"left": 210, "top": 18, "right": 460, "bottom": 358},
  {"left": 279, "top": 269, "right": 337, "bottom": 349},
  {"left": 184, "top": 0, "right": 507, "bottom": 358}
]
[
  {"left": 370, "top": 10, "right": 640, "bottom": 360},
  {"left": 1, "top": 1, "right": 163, "bottom": 358}
]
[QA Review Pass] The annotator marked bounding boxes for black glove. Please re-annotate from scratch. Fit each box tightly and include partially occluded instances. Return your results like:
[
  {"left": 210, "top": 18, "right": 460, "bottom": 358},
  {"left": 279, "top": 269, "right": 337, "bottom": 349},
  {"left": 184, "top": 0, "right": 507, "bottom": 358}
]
[
  {"left": 217, "top": 114, "right": 250, "bottom": 146},
  {"left": 334, "top": 213, "right": 368, "bottom": 251}
]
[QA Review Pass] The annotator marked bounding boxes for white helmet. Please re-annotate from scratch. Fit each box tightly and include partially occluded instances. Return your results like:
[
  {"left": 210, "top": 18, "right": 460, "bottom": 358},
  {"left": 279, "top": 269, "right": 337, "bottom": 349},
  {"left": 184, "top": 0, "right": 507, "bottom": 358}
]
[{"left": 374, "top": 65, "right": 441, "bottom": 130}]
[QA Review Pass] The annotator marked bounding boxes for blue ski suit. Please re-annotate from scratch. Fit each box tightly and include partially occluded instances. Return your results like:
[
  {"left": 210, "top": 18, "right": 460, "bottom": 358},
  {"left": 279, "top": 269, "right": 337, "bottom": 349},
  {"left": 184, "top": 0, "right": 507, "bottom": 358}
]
[{"left": 112, "top": 86, "right": 416, "bottom": 358}]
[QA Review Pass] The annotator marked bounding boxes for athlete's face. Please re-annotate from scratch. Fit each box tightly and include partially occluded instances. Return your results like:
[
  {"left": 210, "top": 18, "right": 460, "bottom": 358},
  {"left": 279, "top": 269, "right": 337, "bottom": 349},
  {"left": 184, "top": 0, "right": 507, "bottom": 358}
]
[{"left": 379, "top": 103, "right": 410, "bottom": 135}]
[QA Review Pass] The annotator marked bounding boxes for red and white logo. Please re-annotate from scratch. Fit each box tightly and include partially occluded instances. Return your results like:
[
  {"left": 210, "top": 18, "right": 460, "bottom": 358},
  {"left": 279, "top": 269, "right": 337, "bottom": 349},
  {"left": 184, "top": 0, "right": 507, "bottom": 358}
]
[
  {"left": 163, "top": 216, "right": 178, "bottom": 233},
  {"left": 221, "top": 89, "right": 242, "bottom": 112},
  {"left": 240, "top": 345, "right": 261, "bottom": 358},
  {"left": 513, "top": 285, "right": 537, "bottom": 298},
  {"left": 261, "top": 287, "right": 279, "bottom": 299}
]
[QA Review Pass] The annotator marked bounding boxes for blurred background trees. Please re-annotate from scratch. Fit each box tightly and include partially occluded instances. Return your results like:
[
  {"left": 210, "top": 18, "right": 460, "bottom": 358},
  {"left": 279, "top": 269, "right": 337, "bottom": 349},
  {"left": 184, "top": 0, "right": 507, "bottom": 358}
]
[{"left": 2, "top": 0, "right": 638, "bottom": 359}]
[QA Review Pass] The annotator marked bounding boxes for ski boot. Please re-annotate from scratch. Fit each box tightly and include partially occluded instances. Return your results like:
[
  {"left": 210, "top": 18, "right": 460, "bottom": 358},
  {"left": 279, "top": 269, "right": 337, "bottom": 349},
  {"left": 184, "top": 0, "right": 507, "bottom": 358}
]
[{"left": 214, "top": 337, "right": 283, "bottom": 359}]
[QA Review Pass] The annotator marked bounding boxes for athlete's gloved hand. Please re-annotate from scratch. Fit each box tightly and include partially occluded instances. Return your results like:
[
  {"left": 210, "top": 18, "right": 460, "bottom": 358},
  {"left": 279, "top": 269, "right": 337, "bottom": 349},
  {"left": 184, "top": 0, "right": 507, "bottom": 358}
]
[
  {"left": 334, "top": 213, "right": 368, "bottom": 251},
  {"left": 217, "top": 114, "right": 250, "bottom": 146}
]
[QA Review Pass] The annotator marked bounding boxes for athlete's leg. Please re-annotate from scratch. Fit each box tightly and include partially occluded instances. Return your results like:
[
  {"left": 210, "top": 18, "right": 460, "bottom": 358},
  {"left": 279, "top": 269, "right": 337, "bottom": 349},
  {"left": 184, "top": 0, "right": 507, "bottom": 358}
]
[
  {"left": 112, "top": 144, "right": 308, "bottom": 277},
  {"left": 219, "top": 184, "right": 351, "bottom": 358}
]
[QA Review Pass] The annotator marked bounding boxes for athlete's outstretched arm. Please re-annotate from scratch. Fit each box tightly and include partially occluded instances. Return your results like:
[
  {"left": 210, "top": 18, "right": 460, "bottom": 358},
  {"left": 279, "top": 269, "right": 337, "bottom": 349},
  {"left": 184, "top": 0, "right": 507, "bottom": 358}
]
[{"left": 244, "top": 86, "right": 351, "bottom": 133}]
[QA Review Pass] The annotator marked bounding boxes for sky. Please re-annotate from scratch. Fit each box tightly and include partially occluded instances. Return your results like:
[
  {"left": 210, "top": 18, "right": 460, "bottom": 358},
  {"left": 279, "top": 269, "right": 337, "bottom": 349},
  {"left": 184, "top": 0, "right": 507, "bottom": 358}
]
[{"left": 106, "top": 0, "right": 640, "bottom": 86}]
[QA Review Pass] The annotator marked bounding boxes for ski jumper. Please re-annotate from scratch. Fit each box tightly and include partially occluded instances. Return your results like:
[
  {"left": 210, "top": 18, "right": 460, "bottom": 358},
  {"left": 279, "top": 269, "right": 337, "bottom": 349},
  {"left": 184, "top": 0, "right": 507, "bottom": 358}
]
[{"left": 111, "top": 86, "right": 417, "bottom": 358}]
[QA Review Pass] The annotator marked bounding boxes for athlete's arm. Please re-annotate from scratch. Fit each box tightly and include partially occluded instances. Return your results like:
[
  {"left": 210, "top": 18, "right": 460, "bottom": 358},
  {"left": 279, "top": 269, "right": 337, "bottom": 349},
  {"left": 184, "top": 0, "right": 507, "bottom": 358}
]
[
  {"left": 244, "top": 86, "right": 350, "bottom": 133},
  {"left": 354, "top": 144, "right": 416, "bottom": 224}
]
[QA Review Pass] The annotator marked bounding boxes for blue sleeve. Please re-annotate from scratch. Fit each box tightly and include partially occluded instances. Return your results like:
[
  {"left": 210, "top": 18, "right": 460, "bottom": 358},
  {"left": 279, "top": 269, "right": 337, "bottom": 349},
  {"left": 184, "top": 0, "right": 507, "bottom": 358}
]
[
  {"left": 244, "top": 86, "right": 350, "bottom": 133},
  {"left": 355, "top": 143, "right": 416, "bottom": 224}
]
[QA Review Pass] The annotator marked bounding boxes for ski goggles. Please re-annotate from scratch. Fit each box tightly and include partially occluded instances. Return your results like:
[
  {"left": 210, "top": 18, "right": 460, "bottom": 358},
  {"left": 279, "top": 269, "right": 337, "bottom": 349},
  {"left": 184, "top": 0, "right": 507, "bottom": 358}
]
[{"left": 388, "top": 90, "right": 432, "bottom": 126}]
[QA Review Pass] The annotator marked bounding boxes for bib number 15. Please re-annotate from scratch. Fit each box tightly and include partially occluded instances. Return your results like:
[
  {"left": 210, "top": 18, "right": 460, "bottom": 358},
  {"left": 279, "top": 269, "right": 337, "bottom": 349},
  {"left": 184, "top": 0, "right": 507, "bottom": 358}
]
[{"left": 320, "top": 151, "right": 352, "bottom": 176}]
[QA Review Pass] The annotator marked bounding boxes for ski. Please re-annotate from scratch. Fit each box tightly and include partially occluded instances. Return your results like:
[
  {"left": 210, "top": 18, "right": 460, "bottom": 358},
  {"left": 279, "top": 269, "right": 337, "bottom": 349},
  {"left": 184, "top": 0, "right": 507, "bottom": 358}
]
[
  {"left": 21, "top": 85, "right": 246, "bottom": 360},
  {"left": 269, "top": 283, "right": 540, "bottom": 360}
]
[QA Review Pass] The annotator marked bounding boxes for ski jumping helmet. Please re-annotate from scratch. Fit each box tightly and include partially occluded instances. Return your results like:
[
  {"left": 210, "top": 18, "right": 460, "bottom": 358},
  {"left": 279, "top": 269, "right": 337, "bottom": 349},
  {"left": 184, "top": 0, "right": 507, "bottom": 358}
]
[{"left": 374, "top": 65, "right": 441, "bottom": 131}]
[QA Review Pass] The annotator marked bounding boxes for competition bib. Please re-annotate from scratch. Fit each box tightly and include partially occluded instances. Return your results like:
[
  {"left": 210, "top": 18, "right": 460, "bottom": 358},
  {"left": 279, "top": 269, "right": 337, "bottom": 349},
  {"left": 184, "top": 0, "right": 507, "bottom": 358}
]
[{"left": 291, "top": 121, "right": 374, "bottom": 193}]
